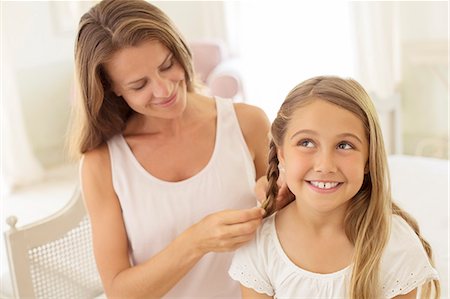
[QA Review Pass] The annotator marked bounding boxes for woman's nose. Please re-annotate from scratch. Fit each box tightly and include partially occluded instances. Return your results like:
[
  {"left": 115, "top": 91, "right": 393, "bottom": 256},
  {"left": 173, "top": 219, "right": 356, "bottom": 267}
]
[{"left": 151, "top": 75, "right": 171, "bottom": 98}]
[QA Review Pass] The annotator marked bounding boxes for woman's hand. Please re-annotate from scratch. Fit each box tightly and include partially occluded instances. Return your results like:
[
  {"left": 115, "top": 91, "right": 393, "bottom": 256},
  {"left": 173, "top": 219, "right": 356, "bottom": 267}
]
[
  {"left": 254, "top": 176, "right": 294, "bottom": 211},
  {"left": 189, "top": 207, "right": 265, "bottom": 255}
]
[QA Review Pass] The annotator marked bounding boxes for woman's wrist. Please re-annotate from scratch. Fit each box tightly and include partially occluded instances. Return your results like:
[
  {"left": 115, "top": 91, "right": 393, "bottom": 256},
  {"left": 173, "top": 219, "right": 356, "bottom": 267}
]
[{"left": 176, "top": 223, "right": 206, "bottom": 262}]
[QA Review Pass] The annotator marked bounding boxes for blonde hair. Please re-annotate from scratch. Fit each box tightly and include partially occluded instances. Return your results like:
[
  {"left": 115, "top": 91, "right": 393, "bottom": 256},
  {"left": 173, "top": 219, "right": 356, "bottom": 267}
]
[
  {"left": 68, "top": 0, "right": 196, "bottom": 158},
  {"left": 261, "top": 76, "right": 440, "bottom": 299}
]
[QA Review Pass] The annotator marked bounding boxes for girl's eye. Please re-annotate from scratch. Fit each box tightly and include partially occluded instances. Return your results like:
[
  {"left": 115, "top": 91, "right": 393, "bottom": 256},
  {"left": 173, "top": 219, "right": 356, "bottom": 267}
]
[
  {"left": 337, "top": 142, "right": 353, "bottom": 150},
  {"left": 298, "top": 139, "right": 314, "bottom": 148}
]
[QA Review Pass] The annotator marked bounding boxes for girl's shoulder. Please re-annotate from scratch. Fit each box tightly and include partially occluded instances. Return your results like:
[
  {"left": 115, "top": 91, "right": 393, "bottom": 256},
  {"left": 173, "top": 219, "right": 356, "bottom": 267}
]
[
  {"left": 379, "top": 214, "right": 439, "bottom": 297},
  {"left": 232, "top": 213, "right": 277, "bottom": 260},
  {"left": 386, "top": 214, "right": 428, "bottom": 253},
  {"left": 228, "top": 213, "right": 278, "bottom": 296}
]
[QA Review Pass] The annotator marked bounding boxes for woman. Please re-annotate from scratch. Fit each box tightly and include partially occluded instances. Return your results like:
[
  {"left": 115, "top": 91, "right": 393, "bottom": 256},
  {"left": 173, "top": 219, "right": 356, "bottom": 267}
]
[{"left": 69, "top": 0, "right": 269, "bottom": 297}]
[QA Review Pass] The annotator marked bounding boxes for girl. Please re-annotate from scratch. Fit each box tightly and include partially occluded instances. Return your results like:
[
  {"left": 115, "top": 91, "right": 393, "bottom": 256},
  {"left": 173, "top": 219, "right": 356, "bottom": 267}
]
[{"left": 229, "top": 76, "right": 440, "bottom": 299}]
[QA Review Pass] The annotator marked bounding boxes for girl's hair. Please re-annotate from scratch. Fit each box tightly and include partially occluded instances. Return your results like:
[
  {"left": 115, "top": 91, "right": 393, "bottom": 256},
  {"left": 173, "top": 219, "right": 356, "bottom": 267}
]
[
  {"left": 68, "top": 0, "right": 196, "bottom": 158},
  {"left": 261, "top": 76, "right": 440, "bottom": 299}
]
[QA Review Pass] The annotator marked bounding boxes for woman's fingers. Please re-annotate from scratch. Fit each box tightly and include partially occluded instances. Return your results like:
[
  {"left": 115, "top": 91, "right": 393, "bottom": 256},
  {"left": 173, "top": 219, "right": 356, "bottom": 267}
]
[{"left": 194, "top": 207, "right": 264, "bottom": 253}]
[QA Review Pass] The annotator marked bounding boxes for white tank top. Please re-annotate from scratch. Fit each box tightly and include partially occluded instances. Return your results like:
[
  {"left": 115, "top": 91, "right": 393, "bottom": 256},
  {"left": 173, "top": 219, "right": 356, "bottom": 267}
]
[{"left": 107, "top": 97, "right": 257, "bottom": 298}]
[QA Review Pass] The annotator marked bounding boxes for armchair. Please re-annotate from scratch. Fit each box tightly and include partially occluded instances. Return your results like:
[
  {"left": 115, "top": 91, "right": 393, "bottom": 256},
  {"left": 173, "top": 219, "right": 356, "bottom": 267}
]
[{"left": 190, "top": 40, "right": 245, "bottom": 102}]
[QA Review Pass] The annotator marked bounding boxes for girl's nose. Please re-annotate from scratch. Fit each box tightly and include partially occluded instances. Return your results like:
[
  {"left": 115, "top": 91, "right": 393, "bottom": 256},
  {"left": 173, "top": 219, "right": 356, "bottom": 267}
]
[{"left": 314, "top": 150, "right": 337, "bottom": 173}]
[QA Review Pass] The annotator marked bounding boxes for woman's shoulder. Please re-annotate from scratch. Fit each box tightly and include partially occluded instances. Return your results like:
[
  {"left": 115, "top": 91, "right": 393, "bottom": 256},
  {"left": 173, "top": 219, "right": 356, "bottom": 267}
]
[
  {"left": 233, "top": 102, "right": 269, "bottom": 128},
  {"left": 81, "top": 143, "right": 111, "bottom": 180},
  {"left": 233, "top": 102, "right": 270, "bottom": 157}
]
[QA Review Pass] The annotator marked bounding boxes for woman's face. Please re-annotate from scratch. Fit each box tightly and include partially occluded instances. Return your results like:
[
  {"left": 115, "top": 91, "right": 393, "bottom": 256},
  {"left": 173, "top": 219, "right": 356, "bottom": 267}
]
[
  {"left": 104, "top": 40, "right": 187, "bottom": 119},
  {"left": 278, "top": 98, "right": 369, "bottom": 215}
]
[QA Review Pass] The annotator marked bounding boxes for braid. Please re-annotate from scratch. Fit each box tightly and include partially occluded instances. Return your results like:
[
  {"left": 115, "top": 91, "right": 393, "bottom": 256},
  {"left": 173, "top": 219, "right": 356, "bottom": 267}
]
[
  {"left": 261, "top": 140, "right": 280, "bottom": 218},
  {"left": 392, "top": 202, "right": 441, "bottom": 298}
]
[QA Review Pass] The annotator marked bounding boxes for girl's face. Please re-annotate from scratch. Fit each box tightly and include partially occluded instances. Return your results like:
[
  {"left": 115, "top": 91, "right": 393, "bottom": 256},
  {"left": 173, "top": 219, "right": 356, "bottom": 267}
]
[
  {"left": 104, "top": 40, "right": 187, "bottom": 119},
  {"left": 278, "top": 98, "right": 369, "bottom": 215}
]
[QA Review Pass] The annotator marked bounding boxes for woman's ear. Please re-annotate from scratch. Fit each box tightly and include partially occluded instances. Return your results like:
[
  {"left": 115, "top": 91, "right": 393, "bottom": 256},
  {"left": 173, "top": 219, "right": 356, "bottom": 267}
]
[
  {"left": 364, "top": 163, "right": 369, "bottom": 174},
  {"left": 112, "top": 85, "right": 122, "bottom": 97}
]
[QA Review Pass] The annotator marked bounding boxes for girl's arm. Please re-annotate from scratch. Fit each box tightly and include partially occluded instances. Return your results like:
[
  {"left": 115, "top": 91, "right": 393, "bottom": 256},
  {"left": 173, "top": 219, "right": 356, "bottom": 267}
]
[
  {"left": 241, "top": 285, "right": 273, "bottom": 299},
  {"left": 82, "top": 145, "right": 264, "bottom": 298},
  {"left": 393, "top": 288, "right": 417, "bottom": 299}
]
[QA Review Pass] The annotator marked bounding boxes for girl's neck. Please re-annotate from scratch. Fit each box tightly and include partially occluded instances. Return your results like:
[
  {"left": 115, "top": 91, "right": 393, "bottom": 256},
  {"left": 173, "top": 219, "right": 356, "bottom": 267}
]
[
  {"left": 286, "top": 200, "right": 348, "bottom": 236},
  {"left": 275, "top": 200, "right": 354, "bottom": 274}
]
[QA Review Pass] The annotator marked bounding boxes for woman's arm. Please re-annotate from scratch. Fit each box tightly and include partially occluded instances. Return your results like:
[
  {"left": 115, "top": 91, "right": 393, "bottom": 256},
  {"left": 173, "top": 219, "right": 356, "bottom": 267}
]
[
  {"left": 82, "top": 145, "right": 264, "bottom": 298},
  {"left": 241, "top": 285, "right": 273, "bottom": 299}
]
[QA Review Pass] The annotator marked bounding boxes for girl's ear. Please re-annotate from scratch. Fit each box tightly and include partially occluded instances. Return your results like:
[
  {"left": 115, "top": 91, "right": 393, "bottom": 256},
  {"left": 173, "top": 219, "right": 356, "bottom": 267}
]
[
  {"left": 364, "top": 162, "right": 369, "bottom": 174},
  {"left": 277, "top": 146, "right": 285, "bottom": 170}
]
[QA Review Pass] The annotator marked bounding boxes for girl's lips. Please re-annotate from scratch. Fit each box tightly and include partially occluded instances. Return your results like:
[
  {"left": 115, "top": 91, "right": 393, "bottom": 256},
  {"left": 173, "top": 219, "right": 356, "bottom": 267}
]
[{"left": 306, "top": 180, "right": 342, "bottom": 193}]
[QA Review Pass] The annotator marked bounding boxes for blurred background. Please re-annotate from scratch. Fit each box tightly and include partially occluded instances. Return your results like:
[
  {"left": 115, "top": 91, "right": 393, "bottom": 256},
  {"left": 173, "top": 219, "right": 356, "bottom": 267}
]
[
  {"left": 1, "top": 2, "right": 448, "bottom": 188},
  {"left": 0, "top": 1, "right": 448, "bottom": 297}
]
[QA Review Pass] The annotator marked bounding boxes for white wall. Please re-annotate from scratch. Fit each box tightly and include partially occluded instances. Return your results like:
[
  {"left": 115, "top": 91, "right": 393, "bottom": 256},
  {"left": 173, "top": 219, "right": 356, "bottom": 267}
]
[
  {"left": 2, "top": 1, "right": 447, "bottom": 168},
  {"left": 2, "top": 1, "right": 93, "bottom": 167},
  {"left": 397, "top": 2, "right": 448, "bottom": 157},
  {"left": 154, "top": 1, "right": 227, "bottom": 42}
]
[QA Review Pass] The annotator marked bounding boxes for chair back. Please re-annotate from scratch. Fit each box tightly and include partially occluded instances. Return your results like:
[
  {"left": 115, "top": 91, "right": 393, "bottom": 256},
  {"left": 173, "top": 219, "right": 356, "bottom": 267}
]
[{"left": 4, "top": 187, "right": 103, "bottom": 298}]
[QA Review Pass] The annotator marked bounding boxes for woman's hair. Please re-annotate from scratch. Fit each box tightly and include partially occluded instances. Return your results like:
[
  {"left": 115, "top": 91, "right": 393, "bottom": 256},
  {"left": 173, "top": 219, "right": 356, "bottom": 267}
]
[
  {"left": 261, "top": 76, "right": 440, "bottom": 299},
  {"left": 68, "top": 0, "right": 196, "bottom": 158}
]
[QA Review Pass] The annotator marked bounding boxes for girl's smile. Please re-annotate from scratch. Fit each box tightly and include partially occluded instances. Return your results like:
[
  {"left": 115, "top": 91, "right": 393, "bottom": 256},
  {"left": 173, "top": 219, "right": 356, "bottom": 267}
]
[{"left": 307, "top": 180, "right": 342, "bottom": 193}]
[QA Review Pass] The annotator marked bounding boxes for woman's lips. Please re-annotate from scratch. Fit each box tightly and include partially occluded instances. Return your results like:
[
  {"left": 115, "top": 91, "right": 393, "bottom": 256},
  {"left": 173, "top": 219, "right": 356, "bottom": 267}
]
[{"left": 153, "top": 91, "right": 177, "bottom": 107}]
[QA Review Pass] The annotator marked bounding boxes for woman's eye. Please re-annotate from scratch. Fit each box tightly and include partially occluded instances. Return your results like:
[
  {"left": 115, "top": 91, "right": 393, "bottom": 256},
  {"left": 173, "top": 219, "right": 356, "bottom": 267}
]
[
  {"left": 160, "top": 58, "right": 174, "bottom": 71},
  {"left": 337, "top": 142, "right": 353, "bottom": 150},
  {"left": 132, "top": 83, "right": 146, "bottom": 91}
]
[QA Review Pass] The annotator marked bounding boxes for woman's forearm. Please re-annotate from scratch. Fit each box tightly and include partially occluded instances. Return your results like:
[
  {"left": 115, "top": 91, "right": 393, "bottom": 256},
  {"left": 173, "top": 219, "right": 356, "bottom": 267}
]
[{"left": 105, "top": 229, "right": 203, "bottom": 298}]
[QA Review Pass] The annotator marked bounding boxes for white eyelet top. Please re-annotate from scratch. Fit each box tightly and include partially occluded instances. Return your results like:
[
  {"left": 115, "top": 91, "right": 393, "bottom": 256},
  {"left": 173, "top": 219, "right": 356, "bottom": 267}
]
[{"left": 229, "top": 214, "right": 439, "bottom": 298}]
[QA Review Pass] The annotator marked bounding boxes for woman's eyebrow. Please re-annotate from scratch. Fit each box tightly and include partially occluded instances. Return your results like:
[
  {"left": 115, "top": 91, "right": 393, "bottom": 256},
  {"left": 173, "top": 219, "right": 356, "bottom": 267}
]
[{"left": 125, "top": 53, "right": 173, "bottom": 86}]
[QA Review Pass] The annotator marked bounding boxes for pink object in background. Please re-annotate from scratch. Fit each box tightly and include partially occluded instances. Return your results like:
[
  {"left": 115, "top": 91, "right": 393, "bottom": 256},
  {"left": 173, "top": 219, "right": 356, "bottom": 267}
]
[{"left": 190, "top": 40, "right": 245, "bottom": 102}]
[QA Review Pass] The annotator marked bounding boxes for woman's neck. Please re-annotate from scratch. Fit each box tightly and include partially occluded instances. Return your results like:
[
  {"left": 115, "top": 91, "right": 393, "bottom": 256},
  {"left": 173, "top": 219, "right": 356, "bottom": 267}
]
[{"left": 126, "top": 92, "right": 210, "bottom": 137}]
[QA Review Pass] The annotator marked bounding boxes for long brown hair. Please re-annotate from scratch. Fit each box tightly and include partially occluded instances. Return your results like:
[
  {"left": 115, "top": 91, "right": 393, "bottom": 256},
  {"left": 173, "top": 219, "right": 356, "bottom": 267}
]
[
  {"left": 261, "top": 76, "right": 440, "bottom": 299},
  {"left": 68, "top": 0, "right": 196, "bottom": 158}
]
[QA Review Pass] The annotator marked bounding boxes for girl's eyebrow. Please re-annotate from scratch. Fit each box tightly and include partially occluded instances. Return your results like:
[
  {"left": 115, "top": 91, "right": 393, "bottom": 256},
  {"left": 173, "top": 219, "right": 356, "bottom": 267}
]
[
  {"left": 125, "top": 53, "right": 173, "bottom": 86},
  {"left": 290, "top": 130, "right": 363, "bottom": 144},
  {"left": 290, "top": 129, "right": 317, "bottom": 140},
  {"left": 337, "top": 133, "right": 364, "bottom": 144}
]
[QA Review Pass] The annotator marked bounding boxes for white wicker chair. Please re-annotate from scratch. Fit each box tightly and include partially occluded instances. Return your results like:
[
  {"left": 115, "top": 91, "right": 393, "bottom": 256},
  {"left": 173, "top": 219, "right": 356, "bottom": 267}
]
[{"left": 3, "top": 188, "right": 104, "bottom": 299}]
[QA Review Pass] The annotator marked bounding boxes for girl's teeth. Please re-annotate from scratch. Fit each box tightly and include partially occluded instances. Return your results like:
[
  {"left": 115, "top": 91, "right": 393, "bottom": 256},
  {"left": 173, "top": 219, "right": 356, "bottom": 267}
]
[{"left": 311, "top": 181, "right": 339, "bottom": 189}]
